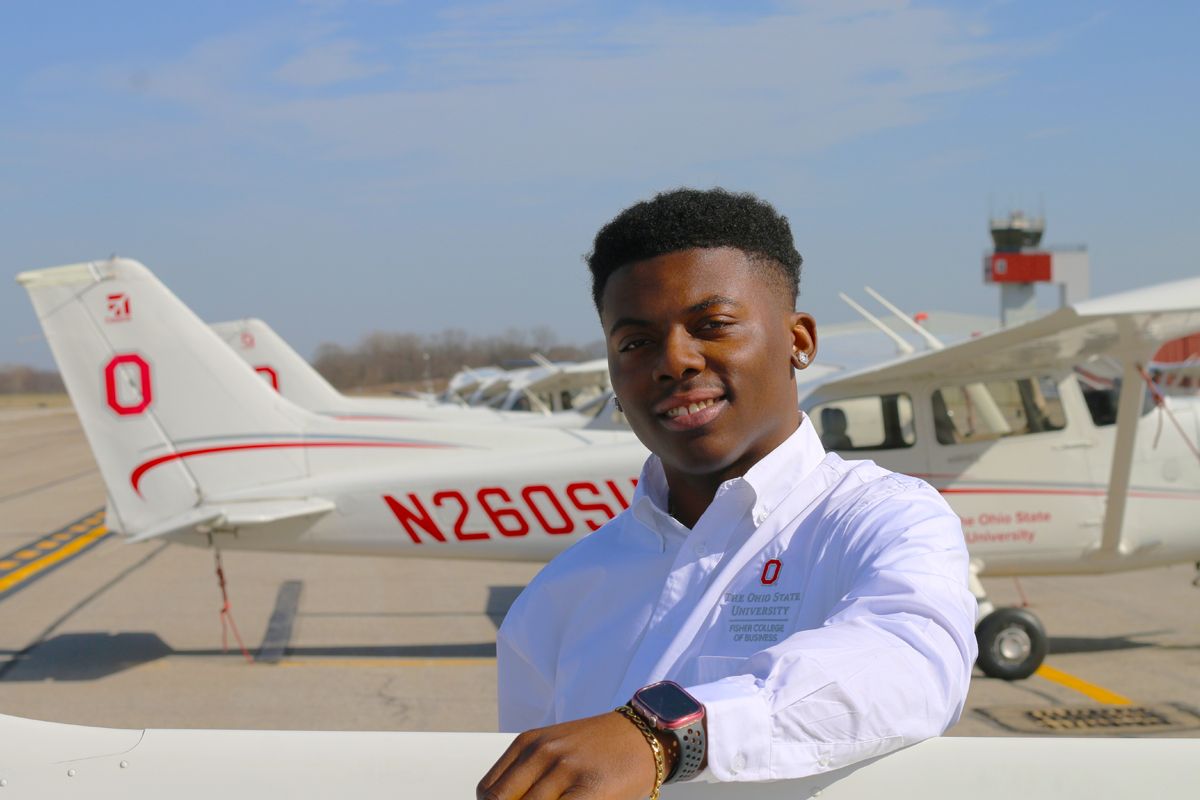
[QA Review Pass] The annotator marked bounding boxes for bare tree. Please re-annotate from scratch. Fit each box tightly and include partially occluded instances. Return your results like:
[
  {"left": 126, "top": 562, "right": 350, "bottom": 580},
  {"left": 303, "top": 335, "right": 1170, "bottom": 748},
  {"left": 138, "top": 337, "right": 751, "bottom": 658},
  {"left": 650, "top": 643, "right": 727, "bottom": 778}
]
[{"left": 312, "top": 327, "right": 603, "bottom": 390}]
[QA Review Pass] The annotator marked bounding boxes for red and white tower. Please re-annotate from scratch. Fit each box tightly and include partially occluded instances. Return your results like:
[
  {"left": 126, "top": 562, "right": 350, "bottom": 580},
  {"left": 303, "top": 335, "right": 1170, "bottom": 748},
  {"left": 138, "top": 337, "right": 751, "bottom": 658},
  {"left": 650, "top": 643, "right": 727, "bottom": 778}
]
[{"left": 983, "top": 211, "right": 1089, "bottom": 326}]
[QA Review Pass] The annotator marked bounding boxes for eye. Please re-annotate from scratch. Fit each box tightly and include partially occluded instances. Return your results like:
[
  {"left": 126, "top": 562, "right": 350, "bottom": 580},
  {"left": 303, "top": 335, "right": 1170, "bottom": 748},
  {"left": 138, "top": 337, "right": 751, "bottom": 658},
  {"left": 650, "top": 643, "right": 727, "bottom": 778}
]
[
  {"left": 618, "top": 337, "right": 652, "bottom": 353},
  {"left": 698, "top": 317, "right": 734, "bottom": 332}
]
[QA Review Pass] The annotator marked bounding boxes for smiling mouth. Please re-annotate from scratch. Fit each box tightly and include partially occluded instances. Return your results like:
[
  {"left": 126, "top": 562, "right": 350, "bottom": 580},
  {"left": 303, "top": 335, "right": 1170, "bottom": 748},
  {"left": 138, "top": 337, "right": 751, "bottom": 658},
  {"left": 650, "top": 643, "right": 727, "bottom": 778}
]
[
  {"left": 664, "top": 398, "right": 720, "bottom": 418},
  {"left": 658, "top": 395, "right": 728, "bottom": 431}
]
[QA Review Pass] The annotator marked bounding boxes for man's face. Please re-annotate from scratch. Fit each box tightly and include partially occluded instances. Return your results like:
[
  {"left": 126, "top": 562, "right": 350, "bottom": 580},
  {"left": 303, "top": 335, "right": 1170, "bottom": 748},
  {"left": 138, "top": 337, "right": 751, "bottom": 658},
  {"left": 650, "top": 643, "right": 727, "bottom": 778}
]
[{"left": 600, "top": 247, "right": 815, "bottom": 481}]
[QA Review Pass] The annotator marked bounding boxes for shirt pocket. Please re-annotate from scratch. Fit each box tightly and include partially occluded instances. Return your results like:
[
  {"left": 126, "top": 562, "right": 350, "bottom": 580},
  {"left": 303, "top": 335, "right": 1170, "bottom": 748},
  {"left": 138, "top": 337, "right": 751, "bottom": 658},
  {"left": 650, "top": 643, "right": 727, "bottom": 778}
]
[{"left": 695, "top": 655, "right": 748, "bottom": 684}]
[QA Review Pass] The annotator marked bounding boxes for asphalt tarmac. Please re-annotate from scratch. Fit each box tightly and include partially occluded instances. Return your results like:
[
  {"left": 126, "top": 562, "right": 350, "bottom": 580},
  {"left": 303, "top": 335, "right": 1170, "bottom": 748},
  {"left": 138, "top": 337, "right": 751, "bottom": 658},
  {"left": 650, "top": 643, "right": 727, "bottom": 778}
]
[{"left": 1, "top": 404, "right": 1197, "bottom": 737}]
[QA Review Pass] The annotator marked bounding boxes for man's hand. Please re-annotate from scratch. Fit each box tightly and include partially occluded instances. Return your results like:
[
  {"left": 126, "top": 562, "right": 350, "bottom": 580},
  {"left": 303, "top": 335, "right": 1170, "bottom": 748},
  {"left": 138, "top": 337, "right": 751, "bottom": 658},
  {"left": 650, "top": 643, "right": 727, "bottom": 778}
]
[{"left": 477, "top": 711, "right": 664, "bottom": 800}]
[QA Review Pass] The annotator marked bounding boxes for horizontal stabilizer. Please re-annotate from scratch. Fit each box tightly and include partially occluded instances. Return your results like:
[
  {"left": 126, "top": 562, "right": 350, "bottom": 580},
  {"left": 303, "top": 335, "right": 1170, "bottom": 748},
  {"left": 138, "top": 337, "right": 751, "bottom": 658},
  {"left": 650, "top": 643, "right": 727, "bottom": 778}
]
[{"left": 127, "top": 498, "right": 336, "bottom": 543}]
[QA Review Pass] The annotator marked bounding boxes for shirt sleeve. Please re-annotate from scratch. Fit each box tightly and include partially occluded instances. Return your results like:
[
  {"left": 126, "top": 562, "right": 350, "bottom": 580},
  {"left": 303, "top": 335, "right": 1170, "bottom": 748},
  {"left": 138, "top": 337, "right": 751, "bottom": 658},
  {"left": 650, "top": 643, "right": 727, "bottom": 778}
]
[{"left": 686, "top": 482, "right": 978, "bottom": 782}]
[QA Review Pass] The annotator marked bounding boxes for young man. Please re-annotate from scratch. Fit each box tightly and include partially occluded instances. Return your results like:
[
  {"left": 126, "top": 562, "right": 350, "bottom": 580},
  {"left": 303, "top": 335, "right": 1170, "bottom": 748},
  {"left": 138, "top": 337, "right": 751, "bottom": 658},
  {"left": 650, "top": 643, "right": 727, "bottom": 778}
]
[{"left": 478, "top": 189, "right": 976, "bottom": 800}]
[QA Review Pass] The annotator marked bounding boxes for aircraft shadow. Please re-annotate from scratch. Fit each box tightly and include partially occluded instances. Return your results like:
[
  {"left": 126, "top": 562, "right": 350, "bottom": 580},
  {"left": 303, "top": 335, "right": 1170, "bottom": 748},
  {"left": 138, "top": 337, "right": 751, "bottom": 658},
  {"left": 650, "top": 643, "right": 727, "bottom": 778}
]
[
  {"left": 0, "top": 632, "right": 172, "bottom": 682},
  {"left": 1047, "top": 632, "right": 1165, "bottom": 655},
  {"left": 0, "top": 633, "right": 498, "bottom": 682}
]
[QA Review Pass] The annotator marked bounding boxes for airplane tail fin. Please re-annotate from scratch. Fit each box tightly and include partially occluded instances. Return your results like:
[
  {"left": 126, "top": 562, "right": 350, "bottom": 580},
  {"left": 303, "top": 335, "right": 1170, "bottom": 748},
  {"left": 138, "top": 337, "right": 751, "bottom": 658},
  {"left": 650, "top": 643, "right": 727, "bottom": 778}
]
[
  {"left": 211, "top": 318, "right": 348, "bottom": 413},
  {"left": 17, "top": 259, "right": 313, "bottom": 539}
]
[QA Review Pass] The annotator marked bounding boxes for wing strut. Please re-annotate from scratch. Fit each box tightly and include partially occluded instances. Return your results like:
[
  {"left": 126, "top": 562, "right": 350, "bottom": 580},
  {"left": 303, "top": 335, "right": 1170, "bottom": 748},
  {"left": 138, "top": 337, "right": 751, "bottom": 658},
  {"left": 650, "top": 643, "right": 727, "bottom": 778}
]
[
  {"left": 1097, "top": 321, "right": 1145, "bottom": 556},
  {"left": 837, "top": 293, "right": 914, "bottom": 355}
]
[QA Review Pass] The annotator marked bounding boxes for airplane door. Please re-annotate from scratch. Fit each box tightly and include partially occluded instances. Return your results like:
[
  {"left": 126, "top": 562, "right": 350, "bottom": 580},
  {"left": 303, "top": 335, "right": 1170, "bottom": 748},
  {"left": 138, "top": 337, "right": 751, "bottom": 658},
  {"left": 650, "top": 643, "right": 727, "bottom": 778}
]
[{"left": 925, "top": 374, "right": 1102, "bottom": 573}]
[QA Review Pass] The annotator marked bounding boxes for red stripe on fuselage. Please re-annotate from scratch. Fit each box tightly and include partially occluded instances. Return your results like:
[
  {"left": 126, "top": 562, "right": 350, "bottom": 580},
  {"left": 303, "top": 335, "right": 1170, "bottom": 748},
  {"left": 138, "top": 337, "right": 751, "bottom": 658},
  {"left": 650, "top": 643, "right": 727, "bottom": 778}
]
[
  {"left": 130, "top": 440, "right": 453, "bottom": 495},
  {"left": 935, "top": 486, "right": 1199, "bottom": 500}
]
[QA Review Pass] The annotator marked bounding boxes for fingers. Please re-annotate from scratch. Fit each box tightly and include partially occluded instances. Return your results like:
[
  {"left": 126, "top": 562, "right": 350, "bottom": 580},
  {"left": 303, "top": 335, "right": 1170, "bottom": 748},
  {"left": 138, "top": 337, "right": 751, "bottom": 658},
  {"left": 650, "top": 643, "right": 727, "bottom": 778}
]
[
  {"left": 478, "top": 731, "right": 540, "bottom": 800},
  {"left": 477, "top": 733, "right": 528, "bottom": 797},
  {"left": 477, "top": 713, "right": 655, "bottom": 800}
]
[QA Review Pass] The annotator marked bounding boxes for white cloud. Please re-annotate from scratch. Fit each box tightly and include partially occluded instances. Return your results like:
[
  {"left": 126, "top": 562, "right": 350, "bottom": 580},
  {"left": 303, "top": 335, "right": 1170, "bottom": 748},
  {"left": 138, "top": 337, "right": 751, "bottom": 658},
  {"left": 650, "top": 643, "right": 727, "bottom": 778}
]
[
  {"left": 20, "top": 1, "right": 1011, "bottom": 186},
  {"left": 275, "top": 39, "right": 389, "bottom": 88}
]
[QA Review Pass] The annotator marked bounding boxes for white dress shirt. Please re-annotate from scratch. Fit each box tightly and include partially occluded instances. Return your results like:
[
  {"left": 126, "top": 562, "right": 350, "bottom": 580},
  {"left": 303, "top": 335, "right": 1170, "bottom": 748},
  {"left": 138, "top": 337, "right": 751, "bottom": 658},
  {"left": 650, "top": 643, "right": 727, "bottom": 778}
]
[{"left": 497, "top": 418, "right": 977, "bottom": 781}]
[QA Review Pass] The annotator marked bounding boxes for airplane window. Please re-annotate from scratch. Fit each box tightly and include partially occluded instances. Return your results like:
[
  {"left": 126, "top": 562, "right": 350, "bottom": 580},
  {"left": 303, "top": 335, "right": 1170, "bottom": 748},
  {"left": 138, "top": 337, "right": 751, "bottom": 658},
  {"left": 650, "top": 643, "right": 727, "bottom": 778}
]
[
  {"left": 1075, "top": 376, "right": 1156, "bottom": 427},
  {"left": 807, "top": 394, "right": 915, "bottom": 451},
  {"left": 933, "top": 376, "right": 1066, "bottom": 445}
]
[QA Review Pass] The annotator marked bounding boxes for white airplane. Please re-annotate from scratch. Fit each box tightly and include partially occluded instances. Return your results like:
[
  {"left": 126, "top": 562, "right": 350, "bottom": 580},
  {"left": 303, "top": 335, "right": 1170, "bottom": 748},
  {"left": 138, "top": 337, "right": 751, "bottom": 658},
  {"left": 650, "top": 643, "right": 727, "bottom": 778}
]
[
  {"left": 463, "top": 355, "right": 611, "bottom": 414},
  {"left": 209, "top": 317, "right": 605, "bottom": 428},
  {"left": 804, "top": 281, "right": 1200, "bottom": 679},
  {"left": 17, "top": 258, "right": 1200, "bottom": 682},
  {"left": 21, "top": 259, "right": 649, "bottom": 563}
]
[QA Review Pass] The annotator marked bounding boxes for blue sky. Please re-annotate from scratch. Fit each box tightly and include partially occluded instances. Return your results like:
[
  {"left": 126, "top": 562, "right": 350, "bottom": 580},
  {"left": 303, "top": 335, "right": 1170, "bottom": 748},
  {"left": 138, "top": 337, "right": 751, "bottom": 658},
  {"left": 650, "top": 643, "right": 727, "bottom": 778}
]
[{"left": 3, "top": 1, "right": 1197, "bottom": 369}]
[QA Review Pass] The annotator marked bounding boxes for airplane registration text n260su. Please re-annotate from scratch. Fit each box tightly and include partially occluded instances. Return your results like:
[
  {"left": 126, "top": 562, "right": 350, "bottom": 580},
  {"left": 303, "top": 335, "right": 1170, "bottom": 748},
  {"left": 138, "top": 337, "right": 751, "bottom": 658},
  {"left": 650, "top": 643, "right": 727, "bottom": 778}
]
[{"left": 16, "top": 257, "right": 1200, "bottom": 682}]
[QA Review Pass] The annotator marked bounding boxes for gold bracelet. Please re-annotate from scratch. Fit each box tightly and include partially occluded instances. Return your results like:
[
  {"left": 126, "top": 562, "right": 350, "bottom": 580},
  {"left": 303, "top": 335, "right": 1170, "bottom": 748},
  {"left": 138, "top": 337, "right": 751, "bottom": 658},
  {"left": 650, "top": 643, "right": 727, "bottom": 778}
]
[{"left": 616, "top": 704, "right": 665, "bottom": 800}]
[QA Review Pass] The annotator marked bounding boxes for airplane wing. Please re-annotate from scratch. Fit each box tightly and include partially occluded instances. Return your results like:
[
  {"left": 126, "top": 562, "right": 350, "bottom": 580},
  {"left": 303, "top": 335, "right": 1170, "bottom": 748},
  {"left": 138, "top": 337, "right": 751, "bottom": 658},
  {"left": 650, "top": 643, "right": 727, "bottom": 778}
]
[
  {"left": 514, "top": 358, "right": 610, "bottom": 398},
  {"left": 812, "top": 276, "right": 1200, "bottom": 396}
]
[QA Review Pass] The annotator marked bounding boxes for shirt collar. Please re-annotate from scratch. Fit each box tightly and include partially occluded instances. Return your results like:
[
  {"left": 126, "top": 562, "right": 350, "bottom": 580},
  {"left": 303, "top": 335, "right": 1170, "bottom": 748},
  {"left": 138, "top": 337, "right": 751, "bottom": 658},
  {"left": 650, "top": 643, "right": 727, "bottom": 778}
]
[
  {"left": 630, "top": 456, "right": 683, "bottom": 551},
  {"left": 628, "top": 414, "right": 828, "bottom": 546},
  {"left": 741, "top": 414, "right": 827, "bottom": 526}
]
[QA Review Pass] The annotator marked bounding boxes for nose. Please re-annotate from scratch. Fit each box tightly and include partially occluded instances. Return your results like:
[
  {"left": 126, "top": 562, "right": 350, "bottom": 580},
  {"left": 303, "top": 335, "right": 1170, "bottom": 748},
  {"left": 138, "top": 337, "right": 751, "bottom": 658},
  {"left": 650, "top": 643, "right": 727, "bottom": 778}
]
[{"left": 654, "top": 328, "right": 704, "bottom": 382}]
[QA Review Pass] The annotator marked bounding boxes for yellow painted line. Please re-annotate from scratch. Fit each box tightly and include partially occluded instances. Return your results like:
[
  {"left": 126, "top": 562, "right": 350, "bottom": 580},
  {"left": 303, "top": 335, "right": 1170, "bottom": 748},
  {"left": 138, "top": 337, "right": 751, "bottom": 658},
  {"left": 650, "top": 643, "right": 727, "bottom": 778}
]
[
  {"left": 0, "top": 560, "right": 16, "bottom": 570},
  {"left": 1035, "top": 664, "right": 1132, "bottom": 705},
  {"left": 277, "top": 657, "right": 497, "bottom": 669},
  {"left": 53, "top": 532, "right": 74, "bottom": 541},
  {"left": 36, "top": 540, "right": 58, "bottom": 550},
  {"left": 14, "top": 549, "right": 39, "bottom": 559},
  {"left": 0, "top": 526, "right": 109, "bottom": 594}
]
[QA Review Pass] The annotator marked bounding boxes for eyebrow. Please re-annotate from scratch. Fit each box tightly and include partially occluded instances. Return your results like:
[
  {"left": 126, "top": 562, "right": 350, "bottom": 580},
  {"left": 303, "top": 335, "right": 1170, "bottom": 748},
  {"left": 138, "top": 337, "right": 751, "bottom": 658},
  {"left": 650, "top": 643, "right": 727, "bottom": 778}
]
[{"left": 607, "top": 295, "right": 741, "bottom": 336}]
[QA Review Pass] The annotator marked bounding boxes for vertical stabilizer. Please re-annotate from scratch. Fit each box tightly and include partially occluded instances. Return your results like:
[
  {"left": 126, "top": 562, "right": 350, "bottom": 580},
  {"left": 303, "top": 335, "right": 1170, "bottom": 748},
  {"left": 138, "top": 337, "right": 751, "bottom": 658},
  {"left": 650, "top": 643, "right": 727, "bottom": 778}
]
[
  {"left": 211, "top": 318, "right": 348, "bottom": 412},
  {"left": 17, "top": 259, "right": 311, "bottom": 537}
]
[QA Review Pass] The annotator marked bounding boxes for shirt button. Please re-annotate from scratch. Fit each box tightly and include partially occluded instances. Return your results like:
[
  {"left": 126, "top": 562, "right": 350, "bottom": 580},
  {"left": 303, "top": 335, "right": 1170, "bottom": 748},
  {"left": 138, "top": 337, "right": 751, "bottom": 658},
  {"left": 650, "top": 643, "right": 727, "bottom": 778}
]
[
  {"left": 753, "top": 510, "right": 767, "bottom": 525},
  {"left": 818, "top": 755, "right": 831, "bottom": 768},
  {"left": 732, "top": 753, "right": 747, "bottom": 773}
]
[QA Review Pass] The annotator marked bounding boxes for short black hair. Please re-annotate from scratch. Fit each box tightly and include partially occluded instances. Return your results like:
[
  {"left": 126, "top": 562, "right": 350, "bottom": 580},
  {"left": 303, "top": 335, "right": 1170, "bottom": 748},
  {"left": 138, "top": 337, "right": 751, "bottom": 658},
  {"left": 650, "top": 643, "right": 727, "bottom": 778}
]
[{"left": 586, "top": 187, "right": 802, "bottom": 312}]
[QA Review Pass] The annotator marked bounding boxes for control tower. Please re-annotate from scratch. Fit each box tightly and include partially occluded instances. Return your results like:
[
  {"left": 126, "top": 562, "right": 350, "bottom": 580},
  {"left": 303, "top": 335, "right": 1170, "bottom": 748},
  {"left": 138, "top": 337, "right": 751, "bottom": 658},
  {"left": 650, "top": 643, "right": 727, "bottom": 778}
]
[{"left": 983, "top": 211, "right": 1089, "bottom": 326}]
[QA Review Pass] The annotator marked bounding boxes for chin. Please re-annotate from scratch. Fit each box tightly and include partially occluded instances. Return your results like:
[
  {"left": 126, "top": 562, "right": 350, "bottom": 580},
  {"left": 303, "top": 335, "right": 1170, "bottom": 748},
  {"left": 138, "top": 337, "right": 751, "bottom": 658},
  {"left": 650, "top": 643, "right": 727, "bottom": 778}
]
[{"left": 658, "top": 438, "right": 743, "bottom": 477}]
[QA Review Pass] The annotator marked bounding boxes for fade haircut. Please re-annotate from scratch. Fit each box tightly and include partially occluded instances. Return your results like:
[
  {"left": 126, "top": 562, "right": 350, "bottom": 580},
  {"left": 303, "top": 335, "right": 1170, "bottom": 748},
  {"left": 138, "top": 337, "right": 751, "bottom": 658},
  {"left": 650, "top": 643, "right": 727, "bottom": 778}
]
[{"left": 586, "top": 187, "right": 803, "bottom": 313}]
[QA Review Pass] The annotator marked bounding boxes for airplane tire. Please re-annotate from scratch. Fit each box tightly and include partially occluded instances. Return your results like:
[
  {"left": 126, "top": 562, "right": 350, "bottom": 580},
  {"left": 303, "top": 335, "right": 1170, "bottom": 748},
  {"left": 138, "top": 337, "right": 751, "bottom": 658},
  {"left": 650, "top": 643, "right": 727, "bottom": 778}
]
[{"left": 975, "top": 607, "right": 1047, "bottom": 681}]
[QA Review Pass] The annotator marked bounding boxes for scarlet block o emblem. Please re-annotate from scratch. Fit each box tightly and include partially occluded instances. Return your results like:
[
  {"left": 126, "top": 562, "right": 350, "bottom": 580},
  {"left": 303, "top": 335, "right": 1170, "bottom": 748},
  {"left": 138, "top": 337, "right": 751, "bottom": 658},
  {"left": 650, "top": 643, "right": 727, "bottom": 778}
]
[
  {"left": 104, "top": 354, "right": 152, "bottom": 416},
  {"left": 255, "top": 365, "right": 280, "bottom": 392},
  {"left": 760, "top": 559, "right": 782, "bottom": 585}
]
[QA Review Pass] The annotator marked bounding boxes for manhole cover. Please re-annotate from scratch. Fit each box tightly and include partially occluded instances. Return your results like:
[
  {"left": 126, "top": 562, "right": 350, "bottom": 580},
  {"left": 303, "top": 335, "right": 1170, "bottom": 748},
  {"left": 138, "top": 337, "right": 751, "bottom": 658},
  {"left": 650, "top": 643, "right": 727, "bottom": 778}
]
[{"left": 977, "top": 704, "right": 1200, "bottom": 735}]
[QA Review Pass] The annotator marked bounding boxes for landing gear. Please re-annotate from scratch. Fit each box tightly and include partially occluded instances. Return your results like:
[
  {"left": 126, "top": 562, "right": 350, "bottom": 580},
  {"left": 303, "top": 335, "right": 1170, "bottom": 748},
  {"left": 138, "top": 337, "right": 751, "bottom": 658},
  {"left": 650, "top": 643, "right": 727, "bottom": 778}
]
[
  {"left": 968, "top": 560, "right": 1047, "bottom": 680},
  {"left": 975, "top": 607, "right": 1047, "bottom": 680}
]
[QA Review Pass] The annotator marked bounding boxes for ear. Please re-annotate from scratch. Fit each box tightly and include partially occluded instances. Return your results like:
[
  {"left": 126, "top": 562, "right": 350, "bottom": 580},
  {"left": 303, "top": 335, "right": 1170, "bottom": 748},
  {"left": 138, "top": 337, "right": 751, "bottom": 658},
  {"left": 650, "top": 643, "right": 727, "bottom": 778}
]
[{"left": 789, "top": 312, "right": 817, "bottom": 370}]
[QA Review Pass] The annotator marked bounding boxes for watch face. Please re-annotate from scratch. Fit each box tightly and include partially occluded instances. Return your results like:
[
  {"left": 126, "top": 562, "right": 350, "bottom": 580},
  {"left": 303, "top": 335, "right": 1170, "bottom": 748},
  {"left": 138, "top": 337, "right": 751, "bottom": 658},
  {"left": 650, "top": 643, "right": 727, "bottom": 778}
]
[{"left": 633, "top": 681, "right": 705, "bottom": 728}]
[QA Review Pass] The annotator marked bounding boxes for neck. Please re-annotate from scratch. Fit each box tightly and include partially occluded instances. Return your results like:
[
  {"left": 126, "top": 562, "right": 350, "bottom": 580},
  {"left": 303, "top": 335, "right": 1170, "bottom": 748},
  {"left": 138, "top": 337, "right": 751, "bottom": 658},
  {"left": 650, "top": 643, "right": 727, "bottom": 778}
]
[
  {"left": 660, "top": 413, "right": 803, "bottom": 528},
  {"left": 663, "top": 472, "right": 721, "bottom": 528}
]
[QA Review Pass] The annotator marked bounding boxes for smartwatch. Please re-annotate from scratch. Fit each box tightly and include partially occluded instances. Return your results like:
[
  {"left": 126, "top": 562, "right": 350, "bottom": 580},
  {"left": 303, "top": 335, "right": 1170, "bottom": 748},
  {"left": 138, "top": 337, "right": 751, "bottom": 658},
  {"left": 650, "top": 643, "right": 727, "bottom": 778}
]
[{"left": 630, "top": 680, "right": 707, "bottom": 783}]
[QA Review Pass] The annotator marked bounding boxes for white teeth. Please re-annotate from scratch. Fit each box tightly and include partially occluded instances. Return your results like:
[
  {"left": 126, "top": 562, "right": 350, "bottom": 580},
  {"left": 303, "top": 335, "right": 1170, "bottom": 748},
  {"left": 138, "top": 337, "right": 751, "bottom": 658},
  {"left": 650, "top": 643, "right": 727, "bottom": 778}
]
[{"left": 666, "top": 398, "right": 718, "bottom": 418}]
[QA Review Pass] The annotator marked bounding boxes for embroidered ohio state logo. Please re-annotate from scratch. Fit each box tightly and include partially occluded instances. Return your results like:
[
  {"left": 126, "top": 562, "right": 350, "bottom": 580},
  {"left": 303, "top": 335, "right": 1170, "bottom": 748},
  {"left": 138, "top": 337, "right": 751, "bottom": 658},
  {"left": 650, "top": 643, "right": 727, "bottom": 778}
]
[{"left": 760, "top": 559, "right": 782, "bottom": 585}]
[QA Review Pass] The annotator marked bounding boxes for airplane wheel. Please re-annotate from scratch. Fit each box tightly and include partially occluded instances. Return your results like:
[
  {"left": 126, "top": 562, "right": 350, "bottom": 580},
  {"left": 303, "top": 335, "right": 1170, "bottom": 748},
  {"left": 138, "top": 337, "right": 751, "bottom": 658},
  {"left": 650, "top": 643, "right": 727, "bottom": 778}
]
[{"left": 975, "top": 607, "right": 1047, "bottom": 681}]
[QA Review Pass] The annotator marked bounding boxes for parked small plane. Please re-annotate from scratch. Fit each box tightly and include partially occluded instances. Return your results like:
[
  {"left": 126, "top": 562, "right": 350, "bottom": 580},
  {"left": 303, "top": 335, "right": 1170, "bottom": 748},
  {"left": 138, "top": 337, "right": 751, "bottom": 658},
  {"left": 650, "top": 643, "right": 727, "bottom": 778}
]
[
  {"left": 17, "top": 259, "right": 1200, "bottom": 681},
  {"left": 209, "top": 318, "right": 606, "bottom": 428}
]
